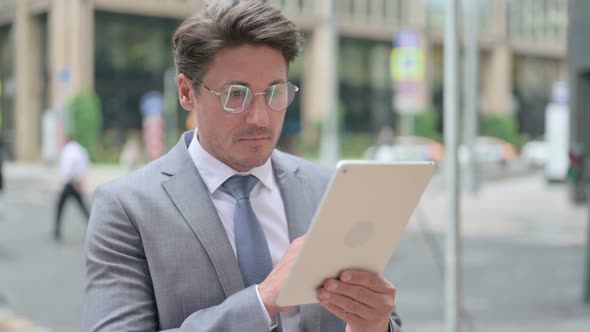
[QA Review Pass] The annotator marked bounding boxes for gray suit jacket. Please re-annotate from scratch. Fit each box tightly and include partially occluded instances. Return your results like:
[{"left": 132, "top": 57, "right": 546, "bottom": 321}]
[{"left": 82, "top": 132, "right": 402, "bottom": 331}]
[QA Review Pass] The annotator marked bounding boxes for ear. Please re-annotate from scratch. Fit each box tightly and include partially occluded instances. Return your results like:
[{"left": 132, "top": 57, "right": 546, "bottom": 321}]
[{"left": 178, "top": 73, "right": 195, "bottom": 111}]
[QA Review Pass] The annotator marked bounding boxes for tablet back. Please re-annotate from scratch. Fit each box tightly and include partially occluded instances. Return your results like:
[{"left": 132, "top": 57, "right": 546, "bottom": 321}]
[{"left": 276, "top": 160, "right": 436, "bottom": 306}]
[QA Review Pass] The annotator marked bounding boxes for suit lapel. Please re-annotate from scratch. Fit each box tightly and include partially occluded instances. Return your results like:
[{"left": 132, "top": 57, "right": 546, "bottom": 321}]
[
  {"left": 160, "top": 134, "right": 244, "bottom": 298},
  {"left": 272, "top": 152, "right": 316, "bottom": 242},
  {"left": 272, "top": 152, "right": 323, "bottom": 331}
]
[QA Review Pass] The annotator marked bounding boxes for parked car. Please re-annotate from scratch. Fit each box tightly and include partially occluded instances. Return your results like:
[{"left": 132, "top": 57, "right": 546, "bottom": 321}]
[
  {"left": 521, "top": 140, "right": 548, "bottom": 168},
  {"left": 393, "top": 136, "right": 445, "bottom": 163},
  {"left": 459, "top": 136, "right": 516, "bottom": 166}
]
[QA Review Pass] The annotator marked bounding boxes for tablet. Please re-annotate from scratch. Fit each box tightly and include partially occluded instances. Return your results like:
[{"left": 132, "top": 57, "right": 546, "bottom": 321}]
[{"left": 276, "top": 160, "right": 436, "bottom": 306}]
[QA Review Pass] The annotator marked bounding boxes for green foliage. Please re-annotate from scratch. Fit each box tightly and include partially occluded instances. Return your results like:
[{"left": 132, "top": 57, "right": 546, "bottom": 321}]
[
  {"left": 69, "top": 92, "right": 102, "bottom": 161},
  {"left": 298, "top": 102, "right": 348, "bottom": 160},
  {"left": 411, "top": 109, "right": 442, "bottom": 141},
  {"left": 340, "top": 133, "right": 374, "bottom": 159},
  {"left": 480, "top": 113, "right": 522, "bottom": 147}
]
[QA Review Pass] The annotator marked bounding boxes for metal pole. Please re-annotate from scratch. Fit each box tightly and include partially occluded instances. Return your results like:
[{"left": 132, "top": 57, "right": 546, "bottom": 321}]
[
  {"left": 401, "top": 114, "right": 414, "bottom": 136},
  {"left": 444, "top": 0, "right": 462, "bottom": 331},
  {"left": 463, "top": 0, "right": 480, "bottom": 193},
  {"left": 585, "top": 192, "right": 590, "bottom": 303},
  {"left": 0, "top": 79, "right": 3, "bottom": 192},
  {"left": 318, "top": 0, "right": 340, "bottom": 167}
]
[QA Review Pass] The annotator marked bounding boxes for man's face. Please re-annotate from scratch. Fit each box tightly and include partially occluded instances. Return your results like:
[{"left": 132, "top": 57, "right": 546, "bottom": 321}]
[{"left": 179, "top": 44, "right": 288, "bottom": 172}]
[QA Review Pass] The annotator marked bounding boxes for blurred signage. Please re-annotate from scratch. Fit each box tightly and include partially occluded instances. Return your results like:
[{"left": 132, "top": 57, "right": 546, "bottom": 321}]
[
  {"left": 143, "top": 116, "right": 165, "bottom": 160},
  {"left": 58, "top": 67, "right": 71, "bottom": 87},
  {"left": 552, "top": 80, "right": 568, "bottom": 105},
  {"left": 390, "top": 29, "right": 426, "bottom": 113},
  {"left": 141, "top": 91, "right": 164, "bottom": 117},
  {"left": 141, "top": 91, "right": 165, "bottom": 160}
]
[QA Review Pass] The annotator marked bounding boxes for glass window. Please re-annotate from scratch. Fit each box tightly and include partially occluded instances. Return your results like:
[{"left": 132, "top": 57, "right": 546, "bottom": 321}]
[{"left": 94, "top": 12, "right": 180, "bottom": 137}]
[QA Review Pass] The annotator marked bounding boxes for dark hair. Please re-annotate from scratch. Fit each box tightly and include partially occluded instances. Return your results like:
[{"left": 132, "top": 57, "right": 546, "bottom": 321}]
[{"left": 173, "top": 0, "right": 303, "bottom": 84}]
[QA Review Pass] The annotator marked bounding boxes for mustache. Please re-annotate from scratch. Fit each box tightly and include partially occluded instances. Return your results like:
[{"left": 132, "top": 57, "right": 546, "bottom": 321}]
[{"left": 236, "top": 127, "right": 274, "bottom": 138}]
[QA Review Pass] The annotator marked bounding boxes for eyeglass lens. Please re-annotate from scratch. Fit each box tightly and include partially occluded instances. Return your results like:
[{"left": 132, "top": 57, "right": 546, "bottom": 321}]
[{"left": 219, "top": 82, "right": 297, "bottom": 113}]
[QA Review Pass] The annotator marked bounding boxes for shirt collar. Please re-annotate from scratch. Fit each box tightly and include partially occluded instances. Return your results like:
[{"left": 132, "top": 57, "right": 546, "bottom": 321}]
[{"left": 187, "top": 130, "right": 274, "bottom": 194}]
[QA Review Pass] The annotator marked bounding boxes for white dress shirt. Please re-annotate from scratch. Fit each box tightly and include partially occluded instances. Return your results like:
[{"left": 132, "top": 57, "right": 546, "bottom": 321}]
[
  {"left": 59, "top": 140, "right": 90, "bottom": 185},
  {"left": 188, "top": 130, "right": 301, "bottom": 331}
]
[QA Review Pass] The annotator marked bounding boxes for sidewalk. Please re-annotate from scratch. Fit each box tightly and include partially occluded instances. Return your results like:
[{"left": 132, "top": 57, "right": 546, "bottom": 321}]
[
  {"left": 0, "top": 308, "right": 50, "bottom": 332},
  {"left": 2, "top": 162, "right": 127, "bottom": 193},
  {"left": 1, "top": 161, "right": 589, "bottom": 331},
  {"left": 3, "top": 157, "right": 534, "bottom": 194}
]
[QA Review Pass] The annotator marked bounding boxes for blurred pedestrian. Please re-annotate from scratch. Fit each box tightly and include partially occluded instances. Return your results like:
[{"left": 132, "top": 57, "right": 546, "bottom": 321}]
[
  {"left": 140, "top": 90, "right": 165, "bottom": 160},
  {"left": 119, "top": 133, "right": 142, "bottom": 172},
  {"left": 54, "top": 136, "right": 90, "bottom": 241}
]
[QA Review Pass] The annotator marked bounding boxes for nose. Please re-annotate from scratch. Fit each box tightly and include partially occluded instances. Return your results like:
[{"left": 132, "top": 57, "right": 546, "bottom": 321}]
[{"left": 245, "top": 94, "right": 270, "bottom": 127}]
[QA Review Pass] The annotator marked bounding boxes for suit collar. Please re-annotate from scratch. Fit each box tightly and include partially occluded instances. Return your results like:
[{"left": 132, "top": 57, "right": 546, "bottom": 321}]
[
  {"left": 272, "top": 151, "right": 328, "bottom": 329},
  {"left": 159, "top": 131, "right": 194, "bottom": 177},
  {"left": 271, "top": 151, "right": 312, "bottom": 242},
  {"left": 160, "top": 132, "right": 244, "bottom": 297}
]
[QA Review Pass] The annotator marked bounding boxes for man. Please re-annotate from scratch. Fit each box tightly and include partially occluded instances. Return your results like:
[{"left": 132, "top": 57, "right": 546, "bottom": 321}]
[
  {"left": 54, "top": 136, "right": 90, "bottom": 241},
  {"left": 82, "top": 1, "right": 402, "bottom": 331}
]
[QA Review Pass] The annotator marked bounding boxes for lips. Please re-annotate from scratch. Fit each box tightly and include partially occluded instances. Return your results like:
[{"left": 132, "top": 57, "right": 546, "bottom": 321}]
[
  {"left": 240, "top": 136, "right": 270, "bottom": 141},
  {"left": 238, "top": 129, "right": 273, "bottom": 142}
]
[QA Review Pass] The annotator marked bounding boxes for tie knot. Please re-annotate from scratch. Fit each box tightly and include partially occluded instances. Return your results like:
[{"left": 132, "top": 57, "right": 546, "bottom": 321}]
[{"left": 222, "top": 175, "right": 258, "bottom": 200}]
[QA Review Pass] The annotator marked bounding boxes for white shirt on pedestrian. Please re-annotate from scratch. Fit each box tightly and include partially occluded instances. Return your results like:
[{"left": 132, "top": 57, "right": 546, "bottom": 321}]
[
  {"left": 188, "top": 130, "right": 300, "bottom": 332},
  {"left": 60, "top": 140, "right": 90, "bottom": 185}
]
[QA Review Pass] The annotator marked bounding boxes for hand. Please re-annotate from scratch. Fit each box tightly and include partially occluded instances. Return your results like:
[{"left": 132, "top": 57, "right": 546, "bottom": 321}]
[
  {"left": 317, "top": 270, "right": 396, "bottom": 332},
  {"left": 258, "top": 236, "right": 305, "bottom": 318}
]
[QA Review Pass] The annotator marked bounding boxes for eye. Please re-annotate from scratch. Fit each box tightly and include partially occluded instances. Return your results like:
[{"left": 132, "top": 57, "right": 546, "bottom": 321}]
[
  {"left": 227, "top": 86, "right": 249, "bottom": 98},
  {"left": 268, "top": 85, "right": 283, "bottom": 97}
]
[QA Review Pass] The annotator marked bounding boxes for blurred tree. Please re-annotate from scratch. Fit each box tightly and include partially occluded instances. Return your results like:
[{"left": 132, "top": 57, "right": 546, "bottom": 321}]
[
  {"left": 412, "top": 108, "right": 442, "bottom": 141},
  {"left": 480, "top": 113, "right": 522, "bottom": 147},
  {"left": 68, "top": 92, "right": 102, "bottom": 161}
]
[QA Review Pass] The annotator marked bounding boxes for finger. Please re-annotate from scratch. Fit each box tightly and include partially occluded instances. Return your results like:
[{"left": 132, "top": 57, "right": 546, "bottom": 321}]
[
  {"left": 322, "top": 279, "right": 386, "bottom": 310},
  {"left": 339, "top": 271, "right": 396, "bottom": 295},
  {"left": 318, "top": 288, "right": 381, "bottom": 321},
  {"left": 319, "top": 299, "right": 365, "bottom": 327}
]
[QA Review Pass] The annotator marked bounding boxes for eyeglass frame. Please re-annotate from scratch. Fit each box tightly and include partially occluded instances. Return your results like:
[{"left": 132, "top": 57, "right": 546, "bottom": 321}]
[{"left": 186, "top": 75, "right": 299, "bottom": 114}]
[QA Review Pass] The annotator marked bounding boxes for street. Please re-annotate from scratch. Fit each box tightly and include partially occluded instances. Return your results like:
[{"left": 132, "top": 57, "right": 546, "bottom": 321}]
[{"left": 0, "top": 163, "right": 589, "bottom": 332}]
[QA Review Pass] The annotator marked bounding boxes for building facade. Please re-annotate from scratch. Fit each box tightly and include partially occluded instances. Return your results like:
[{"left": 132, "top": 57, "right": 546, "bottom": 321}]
[{"left": 0, "top": 0, "right": 568, "bottom": 161}]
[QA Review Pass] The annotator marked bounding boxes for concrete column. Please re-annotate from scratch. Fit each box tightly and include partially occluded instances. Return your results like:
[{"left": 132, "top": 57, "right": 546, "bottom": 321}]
[
  {"left": 301, "top": 17, "right": 336, "bottom": 143},
  {"left": 71, "top": 0, "right": 95, "bottom": 92},
  {"left": 49, "top": 0, "right": 95, "bottom": 148},
  {"left": 482, "top": 0, "right": 512, "bottom": 114},
  {"left": 482, "top": 46, "right": 512, "bottom": 114},
  {"left": 50, "top": 0, "right": 94, "bottom": 106},
  {"left": 421, "top": 43, "right": 433, "bottom": 111},
  {"left": 14, "top": 0, "right": 42, "bottom": 161},
  {"left": 408, "top": 0, "right": 431, "bottom": 108},
  {"left": 557, "top": 59, "right": 568, "bottom": 81},
  {"left": 408, "top": 0, "right": 428, "bottom": 30},
  {"left": 49, "top": 0, "right": 68, "bottom": 108}
]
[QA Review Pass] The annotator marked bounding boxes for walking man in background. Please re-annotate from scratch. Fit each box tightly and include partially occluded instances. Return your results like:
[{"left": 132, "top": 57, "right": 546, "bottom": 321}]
[{"left": 54, "top": 136, "right": 90, "bottom": 242}]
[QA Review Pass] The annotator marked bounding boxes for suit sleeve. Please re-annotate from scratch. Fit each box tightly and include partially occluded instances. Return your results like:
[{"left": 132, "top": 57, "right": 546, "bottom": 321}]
[
  {"left": 82, "top": 185, "right": 271, "bottom": 332},
  {"left": 390, "top": 311, "right": 402, "bottom": 332}
]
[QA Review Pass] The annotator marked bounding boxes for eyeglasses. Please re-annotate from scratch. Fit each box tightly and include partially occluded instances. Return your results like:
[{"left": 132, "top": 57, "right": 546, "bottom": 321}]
[{"left": 191, "top": 78, "right": 299, "bottom": 114}]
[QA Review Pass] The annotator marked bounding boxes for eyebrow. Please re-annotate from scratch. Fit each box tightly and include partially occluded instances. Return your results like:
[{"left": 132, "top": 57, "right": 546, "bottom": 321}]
[{"left": 224, "top": 79, "right": 286, "bottom": 88}]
